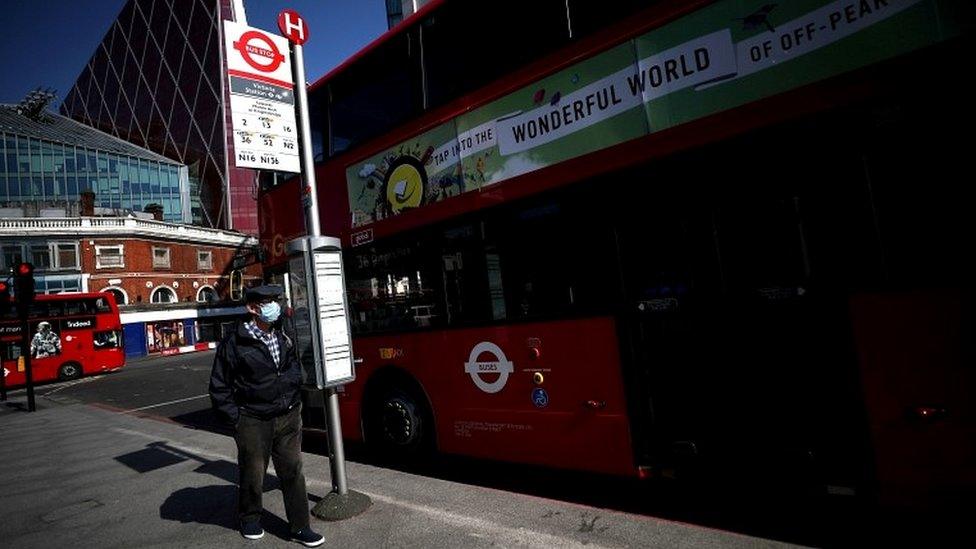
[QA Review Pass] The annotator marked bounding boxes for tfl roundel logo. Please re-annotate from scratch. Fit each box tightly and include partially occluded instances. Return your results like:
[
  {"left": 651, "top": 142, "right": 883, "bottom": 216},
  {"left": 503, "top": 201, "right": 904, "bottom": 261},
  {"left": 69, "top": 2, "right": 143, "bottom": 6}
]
[
  {"left": 464, "top": 342, "right": 514, "bottom": 394},
  {"left": 233, "top": 30, "right": 285, "bottom": 73}
]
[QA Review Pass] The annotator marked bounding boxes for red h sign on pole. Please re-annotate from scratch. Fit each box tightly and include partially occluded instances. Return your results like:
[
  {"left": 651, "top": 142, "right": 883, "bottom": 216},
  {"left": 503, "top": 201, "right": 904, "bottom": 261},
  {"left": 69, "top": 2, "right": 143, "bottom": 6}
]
[{"left": 278, "top": 9, "right": 309, "bottom": 45}]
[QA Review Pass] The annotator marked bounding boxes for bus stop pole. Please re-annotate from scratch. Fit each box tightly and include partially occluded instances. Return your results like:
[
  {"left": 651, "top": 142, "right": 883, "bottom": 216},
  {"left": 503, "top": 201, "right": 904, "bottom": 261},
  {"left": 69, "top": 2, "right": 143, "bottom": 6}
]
[{"left": 291, "top": 43, "right": 354, "bottom": 504}]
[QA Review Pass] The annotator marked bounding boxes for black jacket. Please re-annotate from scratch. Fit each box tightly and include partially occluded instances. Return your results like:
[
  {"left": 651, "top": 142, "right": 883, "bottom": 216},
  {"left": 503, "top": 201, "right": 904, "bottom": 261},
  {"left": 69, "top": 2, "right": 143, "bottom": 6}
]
[{"left": 209, "top": 321, "right": 303, "bottom": 424}]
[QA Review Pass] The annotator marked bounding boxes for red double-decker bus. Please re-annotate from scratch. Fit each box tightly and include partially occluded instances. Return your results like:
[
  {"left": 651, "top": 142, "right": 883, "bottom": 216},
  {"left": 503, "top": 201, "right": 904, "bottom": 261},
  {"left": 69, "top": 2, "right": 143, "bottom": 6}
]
[
  {"left": 1, "top": 293, "right": 125, "bottom": 388},
  {"left": 258, "top": 0, "right": 975, "bottom": 505}
]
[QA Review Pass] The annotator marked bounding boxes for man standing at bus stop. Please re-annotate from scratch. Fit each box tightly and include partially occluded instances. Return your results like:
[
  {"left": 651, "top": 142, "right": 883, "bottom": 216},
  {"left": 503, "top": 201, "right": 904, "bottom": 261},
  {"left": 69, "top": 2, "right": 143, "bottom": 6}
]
[{"left": 209, "top": 284, "right": 324, "bottom": 547}]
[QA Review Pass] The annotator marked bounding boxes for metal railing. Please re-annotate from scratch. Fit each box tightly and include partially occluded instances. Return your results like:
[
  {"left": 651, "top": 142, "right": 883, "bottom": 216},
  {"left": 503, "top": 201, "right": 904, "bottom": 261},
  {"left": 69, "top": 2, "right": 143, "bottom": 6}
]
[{"left": 0, "top": 217, "right": 258, "bottom": 247}]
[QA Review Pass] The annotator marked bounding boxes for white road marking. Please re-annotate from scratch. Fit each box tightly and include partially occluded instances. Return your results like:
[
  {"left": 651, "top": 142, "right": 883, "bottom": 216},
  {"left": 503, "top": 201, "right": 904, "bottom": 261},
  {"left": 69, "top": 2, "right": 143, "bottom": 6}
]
[
  {"left": 44, "top": 377, "right": 95, "bottom": 393},
  {"left": 122, "top": 394, "right": 210, "bottom": 413},
  {"left": 29, "top": 376, "right": 99, "bottom": 397}
]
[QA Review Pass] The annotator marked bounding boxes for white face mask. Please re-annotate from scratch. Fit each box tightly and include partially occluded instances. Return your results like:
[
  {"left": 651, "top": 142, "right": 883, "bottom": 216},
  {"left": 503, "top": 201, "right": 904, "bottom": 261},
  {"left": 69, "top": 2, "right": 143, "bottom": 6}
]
[{"left": 257, "top": 301, "right": 281, "bottom": 323}]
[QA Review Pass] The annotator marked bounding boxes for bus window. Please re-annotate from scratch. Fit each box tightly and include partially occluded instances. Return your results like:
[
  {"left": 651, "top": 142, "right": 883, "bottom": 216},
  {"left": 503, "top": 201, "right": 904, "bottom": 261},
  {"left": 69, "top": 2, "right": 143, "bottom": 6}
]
[
  {"left": 347, "top": 234, "right": 445, "bottom": 334},
  {"left": 421, "top": 0, "right": 571, "bottom": 111},
  {"left": 438, "top": 223, "right": 495, "bottom": 325},
  {"left": 717, "top": 197, "right": 809, "bottom": 297},
  {"left": 329, "top": 31, "right": 423, "bottom": 155},
  {"left": 28, "top": 302, "right": 46, "bottom": 318},
  {"left": 94, "top": 330, "right": 121, "bottom": 350},
  {"left": 308, "top": 95, "right": 325, "bottom": 163},
  {"left": 566, "top": 0, "right": 657, "bottom": 41},
  {"left": 491, "top": 198, "right": 617, "bottom": 320},
  {"left": 30, "top": 301, "right": 66, "bottom": 319},
  {"left": 64, "top": 299, "right": 85, "bottom": 316},
  {"left": 75, "top": 298, "right": 100, "bottom": 314},
  {"left": 94, "top": 296, "right": 111, "bottom": 313},
  {"left": 3, "top": 341, "right": 23, "bottom": 361}
]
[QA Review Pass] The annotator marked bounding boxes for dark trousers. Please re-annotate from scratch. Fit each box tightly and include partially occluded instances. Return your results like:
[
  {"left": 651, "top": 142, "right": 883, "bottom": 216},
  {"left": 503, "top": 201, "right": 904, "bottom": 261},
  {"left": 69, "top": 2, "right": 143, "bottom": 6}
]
[{"left": 234, "top": 405, "right": 310, "bottom": 531}]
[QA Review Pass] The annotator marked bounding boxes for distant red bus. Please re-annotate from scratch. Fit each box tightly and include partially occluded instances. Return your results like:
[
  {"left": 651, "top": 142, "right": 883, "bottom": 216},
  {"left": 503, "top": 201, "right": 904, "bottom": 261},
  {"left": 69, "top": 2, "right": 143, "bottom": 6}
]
[
  {"left": 259, "top": 0, "right": 974, "bottom": 505},
  {"left": 1, "top": 293, "right": 125, "bottom": 388}
]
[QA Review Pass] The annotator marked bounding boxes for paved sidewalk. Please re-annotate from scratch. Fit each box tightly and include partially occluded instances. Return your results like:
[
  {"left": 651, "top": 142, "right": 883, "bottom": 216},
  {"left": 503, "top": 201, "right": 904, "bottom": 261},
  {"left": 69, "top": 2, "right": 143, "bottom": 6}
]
[{"left": 0, "top": 403, "right": 800, "bottom": 548}]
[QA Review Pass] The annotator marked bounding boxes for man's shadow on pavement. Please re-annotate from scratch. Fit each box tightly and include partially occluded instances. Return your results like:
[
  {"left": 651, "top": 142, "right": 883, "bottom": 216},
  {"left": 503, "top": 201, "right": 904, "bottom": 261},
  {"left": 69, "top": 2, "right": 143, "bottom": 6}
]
[
  {"left": 115, "top": 442, "right": 298, "bottom": 539},
  {"left": 160, "top": 485, "right": 292, "bottom": 539}
]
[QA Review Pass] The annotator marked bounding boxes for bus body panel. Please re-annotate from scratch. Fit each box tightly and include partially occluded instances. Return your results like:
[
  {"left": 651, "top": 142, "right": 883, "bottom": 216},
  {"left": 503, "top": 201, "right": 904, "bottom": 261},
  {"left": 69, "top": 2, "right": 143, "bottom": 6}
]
[
  {"left": 347, "top": 317, "right": 634, "bottom": 475},
  {"left": 1, "top": 293, "right": 125, "bottom": 388},
  {"left": 850, "top": 290, "right": 976, "bottom": 505}
]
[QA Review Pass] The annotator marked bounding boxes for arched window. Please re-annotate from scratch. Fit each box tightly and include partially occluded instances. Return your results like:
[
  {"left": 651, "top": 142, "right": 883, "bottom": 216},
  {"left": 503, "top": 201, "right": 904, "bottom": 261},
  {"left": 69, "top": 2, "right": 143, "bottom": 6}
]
[
  {"left": 102, "top": 287, "right": 128, "bottom": 305},
  {"left": 197, "top": 286, "right": 218, "bottom": 303},
  {"left": 150, "top": 286, "right": 177, "bottom": 304}
]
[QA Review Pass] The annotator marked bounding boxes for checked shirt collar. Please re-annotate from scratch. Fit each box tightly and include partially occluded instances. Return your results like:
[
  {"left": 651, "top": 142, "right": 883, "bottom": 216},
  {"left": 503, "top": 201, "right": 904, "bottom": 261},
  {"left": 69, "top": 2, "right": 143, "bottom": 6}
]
[{"left": 245, "top": 320, "right": 280, "bottom": 366}]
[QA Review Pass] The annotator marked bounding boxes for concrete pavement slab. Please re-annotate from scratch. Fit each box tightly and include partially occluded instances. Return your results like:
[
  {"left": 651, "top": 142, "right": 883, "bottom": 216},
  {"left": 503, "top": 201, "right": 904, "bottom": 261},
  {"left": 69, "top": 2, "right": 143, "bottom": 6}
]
[{"left": 0, "top": 403, "right": 802, "bottom": 548}]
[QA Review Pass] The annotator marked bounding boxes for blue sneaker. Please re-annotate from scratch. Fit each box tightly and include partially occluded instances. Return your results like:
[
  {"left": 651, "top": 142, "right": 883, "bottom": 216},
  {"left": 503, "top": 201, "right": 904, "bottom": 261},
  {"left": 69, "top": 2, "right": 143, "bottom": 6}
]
[
  {"left": 240, "top": 520, "right": 264, "bottom": 540},
  {"left": 292, "top": 527, "right": 324, "bottom": 547}
]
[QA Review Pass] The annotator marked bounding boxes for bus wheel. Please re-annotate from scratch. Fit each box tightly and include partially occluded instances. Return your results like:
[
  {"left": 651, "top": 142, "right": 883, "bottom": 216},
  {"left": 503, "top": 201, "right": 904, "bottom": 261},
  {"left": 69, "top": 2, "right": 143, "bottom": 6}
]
[
  {"left": 364, "top": 382, "right": 433, "bottom": 461},
  {"left": 58, "top": 362, "right": 83, "bottom": 381}
]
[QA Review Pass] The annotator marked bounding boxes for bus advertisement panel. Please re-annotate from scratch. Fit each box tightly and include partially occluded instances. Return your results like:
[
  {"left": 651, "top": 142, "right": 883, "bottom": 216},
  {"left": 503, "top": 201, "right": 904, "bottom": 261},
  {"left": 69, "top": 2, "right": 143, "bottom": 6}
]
[
  {"left": 1, "top": 293, "right": 125, "bottom": 388},
  {"left": 345, "top": 0, "right": 957, "bottom": 230}
]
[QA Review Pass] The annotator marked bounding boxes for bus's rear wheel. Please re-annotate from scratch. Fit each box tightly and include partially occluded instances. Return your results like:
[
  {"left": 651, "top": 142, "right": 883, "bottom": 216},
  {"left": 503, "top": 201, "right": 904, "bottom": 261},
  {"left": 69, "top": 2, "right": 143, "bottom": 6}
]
[
  {"left": 363, "top": 380, "right": 433, "bottom": 462},
  {"left": 58, "top": 362, "right": 82, "bottom": 381}
]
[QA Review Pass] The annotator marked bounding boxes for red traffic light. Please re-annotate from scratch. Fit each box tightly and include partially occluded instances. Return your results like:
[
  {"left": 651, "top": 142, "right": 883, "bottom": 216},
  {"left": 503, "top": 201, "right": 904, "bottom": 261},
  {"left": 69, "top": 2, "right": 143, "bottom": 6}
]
[
  {"left": 17, "top": 263, "right": 33, "bottom": 276},
  {"left": 0, "top": 281, "right": 7, "bottom": 292}
]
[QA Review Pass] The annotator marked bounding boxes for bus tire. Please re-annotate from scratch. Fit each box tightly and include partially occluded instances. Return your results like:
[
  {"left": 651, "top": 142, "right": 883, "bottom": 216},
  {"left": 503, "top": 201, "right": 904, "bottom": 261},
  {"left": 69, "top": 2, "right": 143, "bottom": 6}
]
[
  {"left": 58, "top": 362, "right": 83, "bottom": 381},
  {"left": 363, "top": 377, "right": 434, "bottom": 462}
]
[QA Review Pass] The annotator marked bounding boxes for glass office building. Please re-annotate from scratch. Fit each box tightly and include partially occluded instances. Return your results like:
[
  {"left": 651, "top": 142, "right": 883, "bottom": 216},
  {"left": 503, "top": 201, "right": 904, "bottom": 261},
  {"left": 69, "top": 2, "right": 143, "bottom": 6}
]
[
  {"left": 386, "top": 0, "right": 433, "bottom": 28},
  {"left": 0, "top": 105, "right": 189, "bottom": 221},
  {"left": 61, "top": 0, "right": 257, "bottom": 233}
]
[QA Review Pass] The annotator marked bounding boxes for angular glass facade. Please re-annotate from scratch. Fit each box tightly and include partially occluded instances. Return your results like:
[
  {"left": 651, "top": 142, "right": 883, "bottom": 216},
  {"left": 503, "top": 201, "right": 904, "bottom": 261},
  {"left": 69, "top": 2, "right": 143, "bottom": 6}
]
[
  {"left": 60, "top": 0, "right": 251, "bottom": 231},
  {"left": 0, "top": 131, "right": 184, "bottom": 221},
  {"left": 0, "top": 101, "right": 189, "bottom": 222}
]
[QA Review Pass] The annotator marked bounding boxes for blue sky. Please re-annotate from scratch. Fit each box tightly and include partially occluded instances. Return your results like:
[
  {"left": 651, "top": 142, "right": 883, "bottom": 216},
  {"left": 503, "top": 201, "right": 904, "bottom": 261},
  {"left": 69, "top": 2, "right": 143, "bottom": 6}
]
[{"left": 0, "top": 0, "right": 389, "bottom": 105}]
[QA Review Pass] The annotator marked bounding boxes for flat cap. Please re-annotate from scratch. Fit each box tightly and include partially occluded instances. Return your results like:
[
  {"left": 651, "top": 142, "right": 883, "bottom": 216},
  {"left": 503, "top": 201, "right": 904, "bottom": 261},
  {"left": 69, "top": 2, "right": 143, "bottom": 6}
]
[{"left": 245, "top": 284, "right": 284, "bottom": 303}]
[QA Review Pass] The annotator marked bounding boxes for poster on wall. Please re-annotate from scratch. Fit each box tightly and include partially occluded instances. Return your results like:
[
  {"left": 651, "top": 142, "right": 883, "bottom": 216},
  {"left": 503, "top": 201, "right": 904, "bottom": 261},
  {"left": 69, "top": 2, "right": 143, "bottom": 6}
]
[{"left": 147, "top": 321, "right": 186, "bottom": 354}]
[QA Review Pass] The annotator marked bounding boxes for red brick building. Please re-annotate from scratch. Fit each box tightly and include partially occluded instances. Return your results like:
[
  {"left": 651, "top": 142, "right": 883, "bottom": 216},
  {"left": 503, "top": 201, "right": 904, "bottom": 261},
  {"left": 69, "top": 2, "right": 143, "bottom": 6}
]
[
  {"left": 1, "top": 215, "right": 263, "bottom": 356},
  {"left": 84, "top": 237, "right": 257, "bottom": 306}
]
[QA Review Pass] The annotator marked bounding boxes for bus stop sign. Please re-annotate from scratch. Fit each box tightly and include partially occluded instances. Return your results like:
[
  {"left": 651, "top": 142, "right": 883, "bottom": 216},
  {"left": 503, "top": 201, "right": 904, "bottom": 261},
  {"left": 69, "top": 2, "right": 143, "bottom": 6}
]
[
  {"left": 278, "top": 9, "right": 309, "bottom": 45},
  {"left": 233, "top": 30, "right": 286, "bottom": 73}
]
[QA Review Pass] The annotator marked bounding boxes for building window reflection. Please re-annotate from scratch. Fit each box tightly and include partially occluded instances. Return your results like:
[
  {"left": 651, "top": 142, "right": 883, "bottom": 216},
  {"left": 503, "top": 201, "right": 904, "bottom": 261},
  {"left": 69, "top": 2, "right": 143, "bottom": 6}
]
[
  {"left": 0, "top": 126, "right": 187, "bottom": 222},
  {"left": 103, "top": 287, "right": 127, "bottom": 305},
  {"left": 150, "top": 286, "right": 177, "bottom": 304},
  {"left": 197, "top": 286, "right": 218, "bottom": 303},
  {"left": 152, "top": 247, "right": 171, "bottom": 268}
]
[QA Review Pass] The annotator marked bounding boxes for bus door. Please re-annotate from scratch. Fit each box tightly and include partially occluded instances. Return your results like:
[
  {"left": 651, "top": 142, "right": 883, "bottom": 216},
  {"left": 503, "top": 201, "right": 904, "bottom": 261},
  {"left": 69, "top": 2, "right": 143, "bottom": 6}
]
[
  {"left": 708, "top": 191, "right": 828, "bottom": 488},
  {"left": 617, "top": 138, "right": 867, "bottom": 492},
  {"left": 1, "top": 339, "right": 25, "bottom": 386},
  {"left": 613, "top": 181, "right": 722, "bottom": 478},
  {"left": 711, "top": 138, "right": 870, "bottom": 494}
]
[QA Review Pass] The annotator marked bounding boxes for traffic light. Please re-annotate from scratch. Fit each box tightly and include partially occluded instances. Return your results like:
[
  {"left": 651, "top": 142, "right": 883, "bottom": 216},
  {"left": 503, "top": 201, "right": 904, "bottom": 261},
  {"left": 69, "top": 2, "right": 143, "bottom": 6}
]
[
  {"left": 13, "top": 262, "right": 35, "bottom": 316},
  {"left": 0, "top": 280, "right": 10, "bottom": 316}
]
